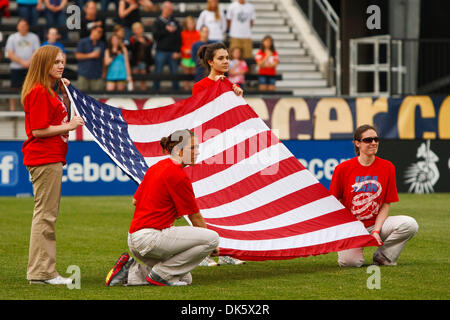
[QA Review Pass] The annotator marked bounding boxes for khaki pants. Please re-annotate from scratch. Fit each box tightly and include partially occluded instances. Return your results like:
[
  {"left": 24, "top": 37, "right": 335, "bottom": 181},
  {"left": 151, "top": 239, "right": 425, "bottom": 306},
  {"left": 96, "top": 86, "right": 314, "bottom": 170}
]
[
  {"left": 26, "top": 162, "right": 63, "bottom": 280},
  {"left": 127, "top": 226, "right": 219, "bottom": 285},
  {"left": 229, "top": 38, "right": 253, "bottom": 59},
  {"left": 77, "top": 75, "right": 104, "bottom": 92},
  {"left": 338, "top": 215, "right": 419, "bottom": 267}
]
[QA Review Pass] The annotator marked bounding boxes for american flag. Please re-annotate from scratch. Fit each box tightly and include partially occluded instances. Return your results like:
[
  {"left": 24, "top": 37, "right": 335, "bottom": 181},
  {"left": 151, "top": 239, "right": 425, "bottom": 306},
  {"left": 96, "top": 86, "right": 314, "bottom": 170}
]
[{"left": 65, "top": 80, "right": 378, "bottom": 261}]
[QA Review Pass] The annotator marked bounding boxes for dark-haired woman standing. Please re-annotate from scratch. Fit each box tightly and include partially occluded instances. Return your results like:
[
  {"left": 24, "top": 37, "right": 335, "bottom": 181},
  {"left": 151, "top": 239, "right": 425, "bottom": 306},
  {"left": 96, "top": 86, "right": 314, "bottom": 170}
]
[
  {"left": 192, "top": 41, "right": 246, "bottom": 267},
  {"left": 329, "top": 124, "right": 419, "bottom": 267},
  {"left": 105, "top": 130, "right": 219, "bottom": 287},
  {"left": 192, "top": 41, "right": 243, "bottom": 96}
]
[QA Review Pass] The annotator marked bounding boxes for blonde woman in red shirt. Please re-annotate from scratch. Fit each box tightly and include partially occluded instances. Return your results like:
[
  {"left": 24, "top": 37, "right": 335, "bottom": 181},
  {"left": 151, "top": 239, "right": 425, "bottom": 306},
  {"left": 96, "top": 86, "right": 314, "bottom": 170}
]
[
  {"left": 21, "top": 45, "right": 84, "bottom": 285},
  {"left": 105, "top": 130, "right": 220, "bottom": 286}
]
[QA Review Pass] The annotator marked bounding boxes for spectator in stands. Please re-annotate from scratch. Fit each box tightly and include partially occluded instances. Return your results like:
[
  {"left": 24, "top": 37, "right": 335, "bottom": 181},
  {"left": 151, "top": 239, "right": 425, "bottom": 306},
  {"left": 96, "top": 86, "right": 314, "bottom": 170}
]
[
  {"left": 0, "top": 31, "right": 3, "bottom": 61},
  {"left": 112, "top": 25, "right": 129, "bottom": 47},
  {"left": 191, "top": 25, "right": 214, "bottom": 83},
  {"left": 254, "top": 35, "right": 279, "bottom": 92},
  {"left": 41, "top": 27, "right": 66, "bottom": 58},
  {"left": 101, "top": 0, "right": 119, "bottom": 12},
  {"left": 181, "top": 16, "right": 200, "bottom": 91},
  {"left": 75, "top": 25, "right": 106, "bottom": 92},
  {"left": 80, "top": 1, "right": 106, "bottom": 42},
  {"left": 196, "top": 0, "right": 226, "bottom": 42},
  {"left": 0, "top": 0, "right": 10, "bottom": 26},
  {"left": 118, "top": 0, "right": 153, "bottom": 41},
  {"left": 226, "top": 0, "right": 255, "bottom": 60},
  {"left": 104, "top": 34, "right": 132, "bottom": 91},
  {"left": 5, "top": 18, "right": 40, "bottom": 111},
  {"left": 44, "top": 0, "right": 68, "bottom": 40},
  {"left": 228, "top": 47, "right": 248, "bottom": 90},
  {"left": 16, "top": 0, "right": 42, "bottom": 27},
  {"left": 152, "top": 1, "right": 181, "bottom": 91},
  {"left": 129, "top": 21, "right": 153, "bottom": 91}
]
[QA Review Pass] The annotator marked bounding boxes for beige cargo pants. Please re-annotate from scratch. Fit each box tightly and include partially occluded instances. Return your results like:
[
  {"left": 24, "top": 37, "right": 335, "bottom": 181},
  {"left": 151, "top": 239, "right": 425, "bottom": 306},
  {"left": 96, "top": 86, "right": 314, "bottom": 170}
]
[
  {"left": 26, "top": 162, "right": 63, "bottom": 281},
  {"left": 338, "top": 215, "right": 419, "bottom": 267},
  {"left": 127, "top": 226, "right": 219, "bottom": 285}
]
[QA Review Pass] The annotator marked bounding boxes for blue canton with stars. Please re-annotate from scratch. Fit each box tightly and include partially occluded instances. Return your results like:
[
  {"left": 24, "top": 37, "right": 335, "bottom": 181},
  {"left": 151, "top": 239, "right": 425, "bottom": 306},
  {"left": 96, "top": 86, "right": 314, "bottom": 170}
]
[{"left": 67, "top": 84, "right": 147, "bottom": 183}]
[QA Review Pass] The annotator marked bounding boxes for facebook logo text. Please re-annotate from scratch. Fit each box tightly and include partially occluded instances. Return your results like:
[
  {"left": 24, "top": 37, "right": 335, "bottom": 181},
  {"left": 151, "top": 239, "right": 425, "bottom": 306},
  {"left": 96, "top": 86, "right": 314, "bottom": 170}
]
[{"left": 0, "top": 152, "right": 19, "bottom": 186}]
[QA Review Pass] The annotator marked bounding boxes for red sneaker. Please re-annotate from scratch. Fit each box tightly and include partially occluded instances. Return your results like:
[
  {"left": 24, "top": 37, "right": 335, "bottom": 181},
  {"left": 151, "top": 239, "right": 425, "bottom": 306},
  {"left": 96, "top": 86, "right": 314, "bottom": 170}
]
[{"left": 105, "top": 252, "right": 131, "bottom": 286}]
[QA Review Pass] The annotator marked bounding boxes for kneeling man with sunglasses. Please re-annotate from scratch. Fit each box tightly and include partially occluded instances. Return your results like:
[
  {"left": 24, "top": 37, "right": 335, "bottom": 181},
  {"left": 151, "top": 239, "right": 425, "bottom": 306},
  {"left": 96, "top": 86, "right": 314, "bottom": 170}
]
[{"left": 329, "top": 125, "right": 419, "bottom": 267}]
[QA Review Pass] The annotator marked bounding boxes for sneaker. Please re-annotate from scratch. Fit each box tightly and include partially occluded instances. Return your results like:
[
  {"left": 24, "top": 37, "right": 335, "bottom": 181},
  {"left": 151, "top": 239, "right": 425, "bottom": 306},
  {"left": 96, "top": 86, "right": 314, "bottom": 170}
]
[
  {"left": 218, "top": 256, "right": 246, "bottom": 265},
  {"left": 373, "top": 253, "right": 397, "bottom": 266},
  {"left": 30, "top": 275, "right": 73, "bottom": 285},
  {"left": 198, "top": 256, "right": 218, "bottom": 267},
  {"left": 145, "top": 271, "right": 187, "bottom": 287},
  {"left": 105, "top": 252, "right": 133, "bottom": 286}
]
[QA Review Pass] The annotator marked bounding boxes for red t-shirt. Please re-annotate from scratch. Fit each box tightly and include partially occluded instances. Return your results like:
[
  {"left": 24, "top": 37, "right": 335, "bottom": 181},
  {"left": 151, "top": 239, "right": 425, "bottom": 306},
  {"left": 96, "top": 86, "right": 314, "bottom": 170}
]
[
  {"left": 254, "top": 50, "right": 279, "bottom": 76},
  {"left": 129, "top": 158, "right": 200, "bottom": 233},
  {"left": 329, "top": 156, "right": 399, "bottom": 228},
  {"left": 192, "top": 76, "right": 216, "bottom": 96},
  {"left": 22, "top": 84, "right": 69, "bottom": 166},
  {"left": 181, "top": 30, "right": 200, "bottom": 59}
]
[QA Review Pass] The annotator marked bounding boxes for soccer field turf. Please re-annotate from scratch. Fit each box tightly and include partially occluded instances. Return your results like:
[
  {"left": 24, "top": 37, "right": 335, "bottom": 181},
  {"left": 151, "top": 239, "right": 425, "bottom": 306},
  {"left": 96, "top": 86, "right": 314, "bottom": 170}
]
[{"left": 0, "top": 193, "right": 449, "bottom": 300}]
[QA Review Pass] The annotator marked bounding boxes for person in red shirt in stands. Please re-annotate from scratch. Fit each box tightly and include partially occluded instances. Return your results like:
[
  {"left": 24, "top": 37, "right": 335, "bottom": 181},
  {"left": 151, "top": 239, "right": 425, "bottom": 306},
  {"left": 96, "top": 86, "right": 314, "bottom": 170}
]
[
  {"left": 180, "top": 16, "right": 200, "bottom": 91},
  {"left": 192, "top": 41, "right": 243, "bottom": 97},
  {"left": 329, "top": 124, "right": 419, "bottom": 267},
  {"left": 254, "top": 35, "right": 279, "bottom": 92},
  {"left": 21, "top": 45, "right": 85, "bottom": 285},
  {"left": 105, "top": 129, "right": 220, "bottom": 287}
]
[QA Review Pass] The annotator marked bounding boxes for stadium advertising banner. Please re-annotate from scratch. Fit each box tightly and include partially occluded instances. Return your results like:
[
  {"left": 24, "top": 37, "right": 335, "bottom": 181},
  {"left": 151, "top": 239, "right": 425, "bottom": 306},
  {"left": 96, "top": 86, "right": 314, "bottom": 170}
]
[
  {"left": 2, "top": 140, "right": 448, "bottom": 196},
  {"left": 96, "top": 95, "right": 449, "bottom": 141},
  {"left": 377, "top": 140, "right": 450, "bottom": 194},
  {"left": 0, "top": 141, "right": 138, "bottom": 197},
  {"left": 244, "top": 95, "right": 450, "bottom": 140}
]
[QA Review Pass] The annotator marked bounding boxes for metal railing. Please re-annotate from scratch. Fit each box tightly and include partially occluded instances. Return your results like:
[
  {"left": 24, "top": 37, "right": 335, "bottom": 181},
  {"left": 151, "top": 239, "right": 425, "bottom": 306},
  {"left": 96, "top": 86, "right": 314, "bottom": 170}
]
[
  {"left": 295, "top": 0, "right": 341, "bottom": 95},
  {"left": 350, "top": 35, "right": 450, "bottom": 96}
]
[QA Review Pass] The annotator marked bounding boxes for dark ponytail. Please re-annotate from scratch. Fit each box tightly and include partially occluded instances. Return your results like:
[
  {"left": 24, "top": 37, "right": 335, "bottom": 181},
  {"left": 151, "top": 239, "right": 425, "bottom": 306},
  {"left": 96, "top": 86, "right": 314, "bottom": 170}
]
[
  {"left": 160, "top": 129, "right": 195, "bottom": 154},
  {"left": 197, "top": 42, "right": 228, "bottom": 73}
]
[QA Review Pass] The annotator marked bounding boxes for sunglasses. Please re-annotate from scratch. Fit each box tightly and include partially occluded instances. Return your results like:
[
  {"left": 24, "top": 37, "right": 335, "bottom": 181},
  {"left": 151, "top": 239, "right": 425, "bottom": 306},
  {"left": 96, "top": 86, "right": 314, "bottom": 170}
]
[{"left": 357, "top": 137, "right": 379, "bottom": 143}]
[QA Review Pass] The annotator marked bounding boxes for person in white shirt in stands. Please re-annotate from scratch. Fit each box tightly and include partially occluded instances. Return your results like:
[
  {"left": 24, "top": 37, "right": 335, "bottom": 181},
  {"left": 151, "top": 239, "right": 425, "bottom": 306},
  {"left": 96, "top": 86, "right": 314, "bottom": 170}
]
[
  {"left": 196, "top": 0, "right": 226, "bottom": 42},
  {"left": 5, "top": 18, "right": 40, "bottom": 111},
  {"left": 226, "top": 0, "right": 255, "bottom": 59}
]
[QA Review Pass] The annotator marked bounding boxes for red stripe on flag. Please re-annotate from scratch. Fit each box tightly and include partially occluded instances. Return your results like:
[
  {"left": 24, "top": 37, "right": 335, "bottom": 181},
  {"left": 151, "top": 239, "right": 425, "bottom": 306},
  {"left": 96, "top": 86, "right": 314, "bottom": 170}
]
[
  {"left": 218, "top": 235, "right": 379, "bottom": 261},
  {"left": 196, "top": 157, "right": 305, "bottom": 209},
  {"left": 185, "top": 131, "right": 280, "bottom": 183},
  {"left": 121, "top": 80, "right": 235, "bottom": 125},
  {"left": 203, "top": 183, "right": 330, "bottom": 226},
  {"left": 207, "top": 209, "right": 355, "bottom": 240},
  {"left": 133, "top": 104, "right": 258, "bottom": 157}
]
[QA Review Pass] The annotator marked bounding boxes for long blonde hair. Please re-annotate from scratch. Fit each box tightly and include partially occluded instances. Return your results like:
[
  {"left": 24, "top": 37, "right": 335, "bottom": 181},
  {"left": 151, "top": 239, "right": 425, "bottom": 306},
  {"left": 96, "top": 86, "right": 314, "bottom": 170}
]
[
  {"left": 21, "top": 45, "right": 62, "bottom": 105},
  {"left": 206, "top": 0, "right": 220, "bottom": 21}
]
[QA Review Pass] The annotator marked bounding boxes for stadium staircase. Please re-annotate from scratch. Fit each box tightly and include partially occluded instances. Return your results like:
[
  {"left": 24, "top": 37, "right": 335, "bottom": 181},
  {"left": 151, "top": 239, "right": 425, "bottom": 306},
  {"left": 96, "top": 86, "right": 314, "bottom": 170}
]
[{"left": 247, "top": 0, "right": 334, "bottom": 96}]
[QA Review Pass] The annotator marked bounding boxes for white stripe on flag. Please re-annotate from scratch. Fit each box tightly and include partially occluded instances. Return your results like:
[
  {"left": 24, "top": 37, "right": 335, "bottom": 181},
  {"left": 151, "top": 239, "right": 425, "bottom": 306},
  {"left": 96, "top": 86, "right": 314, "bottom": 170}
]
[
  {"left": 207, "top": 196, "right": 345, "bottom": 231},
  {"left": 192, "top": 143, "right": 292, "bottom": 198},
  {"left": 218, "top": 221, "right": 367, "bottom": 251},
  {"left": 197, "top": 117, "right": 269, "bottom": 163},
  {"left": 201, "top": 169, "right": 319, "bottom": 218},
  {"left": 128, "top": 91, "right": 246, "bottom": 143}
]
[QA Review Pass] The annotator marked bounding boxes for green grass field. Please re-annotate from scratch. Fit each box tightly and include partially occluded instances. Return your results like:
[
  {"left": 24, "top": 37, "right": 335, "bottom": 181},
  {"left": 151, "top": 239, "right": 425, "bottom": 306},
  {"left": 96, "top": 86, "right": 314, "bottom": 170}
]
[{"left": 0, "top": 193, "right": 449, "bottom": 300}]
